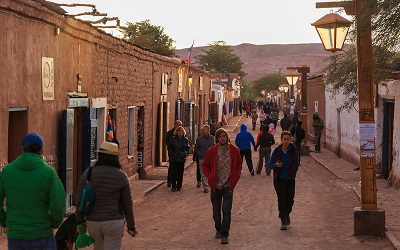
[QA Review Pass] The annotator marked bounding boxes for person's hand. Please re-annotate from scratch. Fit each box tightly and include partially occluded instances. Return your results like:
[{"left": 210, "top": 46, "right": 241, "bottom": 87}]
[
  {"left": 127, "top": 228, "right": 138, "bottom": 237},
  {"left": 275, "top": 161, "right": 283, "bottom": 168}
]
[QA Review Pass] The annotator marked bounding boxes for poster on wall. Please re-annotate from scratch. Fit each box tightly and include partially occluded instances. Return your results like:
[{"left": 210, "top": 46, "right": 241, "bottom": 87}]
[
  {"left": 178, "top": 67, "right": 183, "bottom": 93},
  {"left": 161, "top": 73, "right": 168, "bottom": 95},
  {"left": 359, "top": 123, "right": 375, "bottom": 157},
  {"left": 42, "top": 57, "right": 54, "bottom": 101}
]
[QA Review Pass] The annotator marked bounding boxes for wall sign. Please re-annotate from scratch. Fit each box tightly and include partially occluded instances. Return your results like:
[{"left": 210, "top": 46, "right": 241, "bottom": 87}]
[{"left": 42, "top": 57, "right": 54, "bottom": 100}]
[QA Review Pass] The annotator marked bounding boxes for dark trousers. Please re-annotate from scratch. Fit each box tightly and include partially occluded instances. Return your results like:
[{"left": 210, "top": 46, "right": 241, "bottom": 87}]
[
  {"left": 8, "top": 235, "right": 56, "bottom": 250},
  {"left": 167, "top": 161, "right": 172, "bottom": 183},
  {"left": 240, "top": 149, "right": 254, "bottom": 173},
  {"left": 315, "top": 132, "right": 321, "bottom": 151},
  {"left": 170, "top": 162, "right": 185, "bottom": 189},
  {"left": 295, "top": 142, "right": 301, "bottom": 164},
  {"left": 273, "top": 178, "right": 296, "bottom": 219},
  {"left": 195, "top": 157, "right": 201, "bottom": 182},
  {"left": 211, "top": 187, "right": 233, "bottom": 237}
]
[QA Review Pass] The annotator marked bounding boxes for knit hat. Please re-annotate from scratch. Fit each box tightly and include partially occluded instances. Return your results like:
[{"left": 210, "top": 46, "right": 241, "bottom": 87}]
[
  {"left": 21, "top": 133, "right": 44, "bottom": 150},
  {"left": 97, "top": 141, "right": 119, "bottom": 156}
]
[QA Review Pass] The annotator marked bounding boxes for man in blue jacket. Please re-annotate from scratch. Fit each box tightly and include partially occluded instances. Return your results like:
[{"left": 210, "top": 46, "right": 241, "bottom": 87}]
[{"left": 235, "top": 124, "right": 257, "bottom": 176}]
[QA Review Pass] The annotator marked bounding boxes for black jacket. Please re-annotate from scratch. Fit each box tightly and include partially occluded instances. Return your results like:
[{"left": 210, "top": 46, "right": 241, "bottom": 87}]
[
  {"left": 168, "top": 136, "right": 191, "bottom": 162},
  {"left": 291, "top": 126, "right": 305, "bottom": 143}
]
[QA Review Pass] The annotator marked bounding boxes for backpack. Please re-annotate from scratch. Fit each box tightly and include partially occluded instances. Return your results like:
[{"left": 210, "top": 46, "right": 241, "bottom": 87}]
[{"left": 78, "top": 167, "right": 94, "bottom": 214}]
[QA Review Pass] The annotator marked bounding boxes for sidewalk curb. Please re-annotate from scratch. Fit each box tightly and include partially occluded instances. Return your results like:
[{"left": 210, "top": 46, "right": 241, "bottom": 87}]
[
  {"left": 226, "top": 115, "right": 243, "bottom": 132},
  {"left": 386, "top": 231, "right": 400, "bottom": 250},
  {"left": 142, "top": 161, "right": 195, "bottom": 196},
  {"left": 310, "top": 153, "right": 400, "bottom": 249}
]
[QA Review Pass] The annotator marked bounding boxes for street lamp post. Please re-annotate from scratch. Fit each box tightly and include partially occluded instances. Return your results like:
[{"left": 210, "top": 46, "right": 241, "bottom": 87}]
[
  {"left": 288, "top": 65, "right": 311, "bottom": 146},
  {"left": 285, "top": 71, "right": 300, "bottom": 115},
  {"left": 279, "top": 83, "right": 290, "bottom": 114},
  {"left": 313, "top": 1, "right": 385, "bottom": 237}
]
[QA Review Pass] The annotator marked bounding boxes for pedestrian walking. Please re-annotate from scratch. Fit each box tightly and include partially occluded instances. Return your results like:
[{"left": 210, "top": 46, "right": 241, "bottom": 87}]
[
  {"left": 290, "top": 121, "right": 306, "bottom": 164},
  {"left": 168, "top": 126, "right": 191, "bottom": 192},
  {"left": 270, "top": 109, "right": 279, "bottom": 129},
  {"left": 259, "top": 110, "right": 267, "bottom": 127},
  {"left": 268, "top": 131, "right": 299, "bottom": 230},
  {"left": 280, "top": 113, "right": 291, "bottom": 131},
  {"left": 165, "top": 120, "right": 183, "bottom": 187},
  {"left": 312, "top": 112, "right": 324, "bottom": 153},
  {"left": 268, "top": 123, "right": 276, "bottom": 137},
  {"left": 194, "top": 125, "right": 215, "bottom": 193},
  {"left": 193, "top": 149, "right": 202, "bottom": 188},
  {"left": 210, "top": 121, "right": 222, "bottom": 137},
  {"left": 255, "top": 126, "right": 275, "bottom": 175},
  {"left": 235, "top": 124, "right": 257, "bottom": 176},
  {"left": 202, "top": 128, "right": 242, "bottom": 244},
  {"left": 0, "top": 133, "right": 66, "bottom": 250},
  {"left": 76, "top": 141, "right": 137, "bottom": 250},
  {"left": 251, "top": 110, "right": 258, "bottom": 130}
]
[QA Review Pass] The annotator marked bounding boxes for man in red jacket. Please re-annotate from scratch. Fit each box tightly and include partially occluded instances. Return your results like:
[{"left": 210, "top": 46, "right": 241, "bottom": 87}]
[{"left": 202, "top": 128, "right": 242, "bottom": 245}]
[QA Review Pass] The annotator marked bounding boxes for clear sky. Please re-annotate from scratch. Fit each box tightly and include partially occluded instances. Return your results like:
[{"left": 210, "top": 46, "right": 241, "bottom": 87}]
[{"left": 51, "top": 0, "right": 351, "bottom": 49}]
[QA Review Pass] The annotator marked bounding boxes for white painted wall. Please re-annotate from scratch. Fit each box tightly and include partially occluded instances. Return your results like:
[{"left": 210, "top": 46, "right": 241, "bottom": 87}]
[
  {"left": 377, "top": 80, "right": 400, "bottom": 187},
  {"left": 324, "top": 91, "right": 360, "bottom": 165}
]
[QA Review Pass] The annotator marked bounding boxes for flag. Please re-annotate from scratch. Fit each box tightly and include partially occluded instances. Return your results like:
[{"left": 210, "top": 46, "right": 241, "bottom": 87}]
[{"left": 184, "top": 40, "right": 194, "bottom": 65}]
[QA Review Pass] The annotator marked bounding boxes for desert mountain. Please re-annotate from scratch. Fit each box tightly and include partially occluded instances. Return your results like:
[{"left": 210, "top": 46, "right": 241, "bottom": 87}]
[{"left": 175, "top": 43, "right": 332, "bottom": 83}]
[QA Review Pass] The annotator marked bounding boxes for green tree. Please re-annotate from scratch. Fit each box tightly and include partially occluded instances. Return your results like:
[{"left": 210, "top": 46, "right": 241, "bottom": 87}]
[
  {"left": 252, "top": 74, "right": 287, "bottom": 98},
  {"left": 321, "top": 1, "right": 400, "bottom": 111},
  {"left": 195, "top": 41, "right": 245, "bottom": 77},
  {"left": 240, "top": 81, "right": 252, "bottom": 100},
  {"left": 121, "top": 20, "right": 175, "bottom": 57}
]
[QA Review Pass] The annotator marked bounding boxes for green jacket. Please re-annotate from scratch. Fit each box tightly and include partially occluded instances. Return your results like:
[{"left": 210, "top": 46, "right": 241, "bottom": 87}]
[{"left": 0, "top": 152, "right": 66, "bottom": 239}]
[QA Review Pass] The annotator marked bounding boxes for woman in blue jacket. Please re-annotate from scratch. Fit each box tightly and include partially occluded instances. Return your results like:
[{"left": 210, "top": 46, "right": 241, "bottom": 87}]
[{"left": 268, "top": 131, "right": 299, "bottom": 230}]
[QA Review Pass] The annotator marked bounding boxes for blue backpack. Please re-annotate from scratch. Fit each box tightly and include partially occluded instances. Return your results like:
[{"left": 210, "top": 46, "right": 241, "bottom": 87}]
[{"left": 78, "top": 167, "right": 94, "bottom": 214}]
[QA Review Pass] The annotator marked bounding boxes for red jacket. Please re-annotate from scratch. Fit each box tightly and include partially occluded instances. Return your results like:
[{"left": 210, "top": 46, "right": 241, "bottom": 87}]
[{"left": 202, "top": 144, "right": 242, "bottom": 192}]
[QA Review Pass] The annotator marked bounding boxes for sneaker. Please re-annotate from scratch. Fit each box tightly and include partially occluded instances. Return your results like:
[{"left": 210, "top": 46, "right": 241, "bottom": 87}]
[
  {"left": 256, "top": 172, "right": 261, "bottom": 175},
  {"left": 215, "top": 231, "right": 222, "bottom": 239},
  {"left": 280, "top": 223, "right": 287, "bottom": 230},
  {"left": 204, "top": 189, "right": 209, "bottom": 193},
  {"left": 221, "top": 237, "right": 229, "bottom": 244},
  {"left": 167, "top": 182, "right": 171, "bottom": 187},
  {"left": 251, "top": 171, "right": 255, "bottom": 176},
  {"left": 266, "top": 173, "right": 271, "bottom": 176},
  {"left": 196, "top": 181, "right": 201, "bottom": 188},
  {"left": 171, "top": 188, "right": 176, "bottom": 192},
  {"left": 280, "top": 217, "right": 287, "bottom": 230}
]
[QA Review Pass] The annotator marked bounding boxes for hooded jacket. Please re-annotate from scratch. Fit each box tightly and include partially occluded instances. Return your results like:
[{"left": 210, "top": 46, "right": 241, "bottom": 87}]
[
  {"left": 235, "top": 124, "right": 256, "bottom": 150},
  {"left": 0, "top": 152, "right": 66, "bottom": 240},
  {"left": 312, "top": 112, "right": 324, "bottom": 133}
]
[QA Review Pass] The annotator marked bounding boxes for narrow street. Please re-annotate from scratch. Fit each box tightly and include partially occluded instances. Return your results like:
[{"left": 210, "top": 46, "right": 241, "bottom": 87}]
[{"left": 118, "top": 115, "right": 390, "bottom": 249}]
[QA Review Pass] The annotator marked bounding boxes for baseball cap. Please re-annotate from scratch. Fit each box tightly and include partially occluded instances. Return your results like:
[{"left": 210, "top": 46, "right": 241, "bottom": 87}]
[{"left": 21, "top": 133, "right": 44, "bottom": 150}]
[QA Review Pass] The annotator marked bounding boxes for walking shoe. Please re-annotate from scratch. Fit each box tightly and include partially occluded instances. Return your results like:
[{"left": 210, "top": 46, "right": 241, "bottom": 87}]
[
  {"left": 215, "top": 231, "right": 222, "bottom": 239},
  {"left": 167, "top": 182, "right": 171, "bottom": 187},
  {"left": 196, "top": 181, "right": 201, "bottom": 188},
  {"left": 251, "top": 170, "right": 255, "bottom": 176},
  {"left": 280, "top": 217, "right": 288, "bottom": 230},
  {"left": 280, "top": 223, "right": 287, "bottom": 230},
  {"left": 266, "top": 173, "right": 271, "bottom": 176},
  {"left": 204, "top": 189, "right": 209, "bottom": 193},
  {"left": 171, "top": 188, "right": 176, "bottom": 192},
  {"left": 256, "top": 172, "right": 261, "bottom": 175},
  {"left": 221, "top": 237, "right": 229, "bottom": 244}
]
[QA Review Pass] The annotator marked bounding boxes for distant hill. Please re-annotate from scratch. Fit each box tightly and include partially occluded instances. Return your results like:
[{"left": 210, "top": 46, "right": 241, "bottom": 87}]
[{"left": 175, "top": 43, "right": 332, "bottom": 83}]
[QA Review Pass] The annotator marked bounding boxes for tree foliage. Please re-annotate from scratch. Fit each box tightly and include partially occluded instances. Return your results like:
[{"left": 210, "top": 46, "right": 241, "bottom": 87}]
[
  {"left": 240, "top": 81, "right": 252, "bottom": 100},
  {"left": 121, "top": 20, "right": 175, "bottom": 57},
  {"left": 252, "top": 74, "right": 287, "bottom": 98},
  {"left": 195, "top": 41, "right": 245, "bottom": 77},
  {"left": 321, "top": 1, "right": 400, "bottom": 111}
]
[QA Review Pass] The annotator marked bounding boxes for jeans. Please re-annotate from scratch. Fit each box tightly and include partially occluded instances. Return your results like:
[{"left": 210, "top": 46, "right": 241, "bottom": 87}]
[
  {"left": 315, "top": 132, "right": 321, "bottom": 151},
  {"left": 273, "top": 178, "right": 296, "bottom": 219},
  {"left": 170, "top": 161, "right": 185, "bottom": 189},
  {"left": 295, "top": 142, "right": 301, "bottom": 163},
  {"left": 198, "top": 159, "right": 209, "bottom": 190},
  {"left": 195, "top": 157, "right": 201, "bottom": 182},
  {"left": 256, "top": 147, "right": 271, "bottom": 174},
  {"left": 211, "top": 187, "right": 233, "bottom": 237},
  {"left": 8, "top": 234, "right": 56, "bottom": 250},
  {"left": 87, "top": 219, "right": 125, "bottom": 250},
  {"left": 240, "top": 149, "right": 254, "bottom": 173}
]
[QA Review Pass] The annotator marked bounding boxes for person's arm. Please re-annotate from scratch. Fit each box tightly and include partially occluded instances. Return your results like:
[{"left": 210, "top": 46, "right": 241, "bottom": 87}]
[
  {"left": 0, "top": 173, "right": 6, "bottom": 227},
  {"left": 250, "top": 134, "right": 257, "bottom": 149},
  {"left": 49, "top": 168, "right": 66, "bottom": 229},
  {"left": 268, "top": 149, "right": 281, "bottom": 170},
  {"left": 202, "top": 148, "right": 212, "bottom": 179},
  {"left": 120, "top": 173, "right": 135, "bottom": 231}
]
